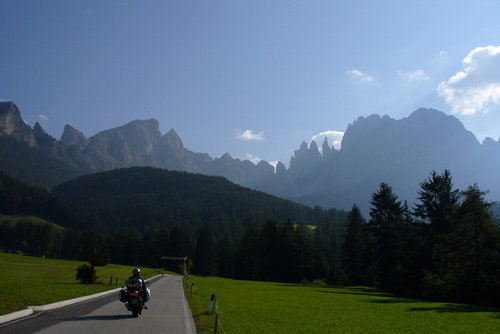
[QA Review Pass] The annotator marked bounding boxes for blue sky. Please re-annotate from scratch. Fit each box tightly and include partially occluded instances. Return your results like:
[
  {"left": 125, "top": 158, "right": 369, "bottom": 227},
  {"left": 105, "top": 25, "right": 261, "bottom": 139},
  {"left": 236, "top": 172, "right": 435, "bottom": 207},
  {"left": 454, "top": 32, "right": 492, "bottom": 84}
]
[{"left": 1, "top": 1, "right": 500, "bottom": 165}]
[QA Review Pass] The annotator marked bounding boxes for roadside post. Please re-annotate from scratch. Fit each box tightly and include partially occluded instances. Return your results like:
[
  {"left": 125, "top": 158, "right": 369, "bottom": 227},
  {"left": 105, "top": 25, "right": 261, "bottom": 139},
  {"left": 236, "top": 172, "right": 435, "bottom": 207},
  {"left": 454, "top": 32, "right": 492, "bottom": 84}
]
[
  {"left": 214, "top": 313, "right": 219, "bottom": 334},
  {"left": 208, "top": 294, "right": 216, "bottom": 315}
]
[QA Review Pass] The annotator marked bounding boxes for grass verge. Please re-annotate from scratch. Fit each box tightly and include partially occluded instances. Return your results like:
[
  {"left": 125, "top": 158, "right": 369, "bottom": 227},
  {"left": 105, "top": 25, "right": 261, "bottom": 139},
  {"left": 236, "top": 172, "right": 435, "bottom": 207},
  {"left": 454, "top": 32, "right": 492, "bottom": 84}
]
[
  {"left": 184, "top": 275, "right": 500, "bottom": 334},
  {"left": 0, "top": 252, "right": 161, "bottom": 315}
]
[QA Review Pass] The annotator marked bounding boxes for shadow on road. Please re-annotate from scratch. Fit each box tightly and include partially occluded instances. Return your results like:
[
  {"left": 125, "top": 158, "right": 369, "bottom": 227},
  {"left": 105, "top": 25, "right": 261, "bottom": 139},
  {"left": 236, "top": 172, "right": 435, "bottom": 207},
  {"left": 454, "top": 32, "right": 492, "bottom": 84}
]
[{"left": 62, "top": 315, "right": 131, "bottom": 321}]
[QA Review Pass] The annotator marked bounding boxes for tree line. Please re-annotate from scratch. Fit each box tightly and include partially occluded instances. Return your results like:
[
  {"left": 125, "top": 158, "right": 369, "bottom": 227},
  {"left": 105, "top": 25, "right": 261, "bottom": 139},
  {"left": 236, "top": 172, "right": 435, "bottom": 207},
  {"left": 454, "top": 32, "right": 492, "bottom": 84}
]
[{"left": 1, "top": 169, "right": 498, "bottom": 306}]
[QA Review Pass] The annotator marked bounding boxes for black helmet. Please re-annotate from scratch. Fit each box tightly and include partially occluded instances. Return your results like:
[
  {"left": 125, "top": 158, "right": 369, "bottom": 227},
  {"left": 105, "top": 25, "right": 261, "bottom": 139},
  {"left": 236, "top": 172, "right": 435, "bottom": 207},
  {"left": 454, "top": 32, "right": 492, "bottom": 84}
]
[{"left": 132, "top": 268, "right": 141, "bottom": 276}]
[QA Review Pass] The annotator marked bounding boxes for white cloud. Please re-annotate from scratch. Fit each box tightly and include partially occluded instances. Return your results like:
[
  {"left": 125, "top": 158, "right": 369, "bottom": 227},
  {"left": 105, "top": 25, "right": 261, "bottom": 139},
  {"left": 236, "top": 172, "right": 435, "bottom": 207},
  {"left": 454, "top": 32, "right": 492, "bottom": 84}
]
[
  {"left": 38, "top": 114, "right": 49, "bottom": 121},
  {"left": 345, "top": 69, "right": 374, "bottom": 83},
  {"left": 399, "top": 69, "right": 430, "bottom": 83},
  {"left": 311, "top": 130, "right": 344, "bottom": 151},
  {"left": 438, "top": 45, "right": 500, "bottom": 115},
  {"left": 237, "top": 129, "right": 265, "bottom": 141},
  {"left": 439, "top": 50, "right": 448, "bottom": 57},
  {"left": 245, "top": 153, "right": 261, "bottom": 165}
]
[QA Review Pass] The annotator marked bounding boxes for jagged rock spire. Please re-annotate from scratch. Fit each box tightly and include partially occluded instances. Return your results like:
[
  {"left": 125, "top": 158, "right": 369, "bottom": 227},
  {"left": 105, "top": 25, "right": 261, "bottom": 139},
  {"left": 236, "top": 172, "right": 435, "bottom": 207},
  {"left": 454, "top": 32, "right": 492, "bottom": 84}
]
[
  {"left": 0, "top": 101, "right": 37, "bottom": 147},
  {"left": 61, "top": 124, "right": 89, "bottom": 148}
]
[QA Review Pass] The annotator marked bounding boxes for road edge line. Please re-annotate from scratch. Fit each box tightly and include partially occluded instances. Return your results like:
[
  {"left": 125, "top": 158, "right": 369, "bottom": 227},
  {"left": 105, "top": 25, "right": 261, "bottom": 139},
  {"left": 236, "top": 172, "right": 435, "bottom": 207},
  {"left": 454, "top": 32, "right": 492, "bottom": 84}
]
[
  {"left": 179, "top": 277, "right": 196, "bottom": 334},
  {"left": 0, "top": 308, "right": 34, "bottom": 325}
]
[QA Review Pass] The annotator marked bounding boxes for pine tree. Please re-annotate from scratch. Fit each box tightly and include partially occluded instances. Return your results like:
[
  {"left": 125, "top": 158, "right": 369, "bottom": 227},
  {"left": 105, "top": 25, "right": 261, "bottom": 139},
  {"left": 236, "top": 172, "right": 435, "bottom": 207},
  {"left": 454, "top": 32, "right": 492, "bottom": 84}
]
[
  {"left": 414, "top": 170, "right": 460, "bottom": 236},
  {"left": 369, "top": 183, "right": 409, "bottom": 291},
  {"left": 341, "top": 204, "right": 372, "bottom": 285},
  {"left": 413, "top": 170, "right": 461, "bottom": 287}
]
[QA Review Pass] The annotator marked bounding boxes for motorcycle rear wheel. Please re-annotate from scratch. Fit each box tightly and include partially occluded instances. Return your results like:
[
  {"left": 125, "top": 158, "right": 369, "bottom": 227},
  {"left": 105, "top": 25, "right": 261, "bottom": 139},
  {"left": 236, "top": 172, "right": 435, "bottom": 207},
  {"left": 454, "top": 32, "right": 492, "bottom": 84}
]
[{"left": 131, "top": 305, "right": 140, "bottom": 318}]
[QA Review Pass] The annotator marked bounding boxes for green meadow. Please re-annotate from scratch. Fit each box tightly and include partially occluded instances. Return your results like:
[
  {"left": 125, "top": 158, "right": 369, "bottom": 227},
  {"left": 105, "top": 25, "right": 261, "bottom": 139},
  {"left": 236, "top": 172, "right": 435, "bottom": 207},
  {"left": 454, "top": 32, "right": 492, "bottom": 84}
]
[
  {"left": 0, "top": 214, "right": 66, "bottom": 230},
  {"left": 2, "top": 252, "right": 498, "bottom": 333},
  {"left": 0, "top": 252, "right": 159, "bottom": 315},
  {"left": 185, "top": 276, "right": 500, "bottom": 334}
]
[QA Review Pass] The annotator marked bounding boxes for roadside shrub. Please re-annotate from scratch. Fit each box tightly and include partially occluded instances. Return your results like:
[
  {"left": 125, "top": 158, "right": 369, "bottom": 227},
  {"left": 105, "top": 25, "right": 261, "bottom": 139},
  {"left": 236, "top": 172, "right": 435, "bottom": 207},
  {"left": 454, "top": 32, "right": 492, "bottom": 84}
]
[
  {"left": 299, "top": 278, "right": 311, "bottom": 285},
  {"left": 312, "top": 278, "right": 328, "bottom": 286},
  {"left": 75, "top": 264, "right": 98, "bottom": 284}
]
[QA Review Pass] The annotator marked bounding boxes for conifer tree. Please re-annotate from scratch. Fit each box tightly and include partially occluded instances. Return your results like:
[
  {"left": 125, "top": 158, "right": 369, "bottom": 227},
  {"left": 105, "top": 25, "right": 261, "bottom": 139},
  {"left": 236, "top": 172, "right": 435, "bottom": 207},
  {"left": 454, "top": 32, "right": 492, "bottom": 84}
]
[
  {"left": 342, "top": 204, "right": 372, "bottom": 285},
  {"left": 414, "top": 170, "right": 461, "bottom": 276},
  {"left": 414, "top": 170, "right": 460, "bottom": 235},
  {"left": 369, "top": 183, "right": 408, "bottom": 290}
]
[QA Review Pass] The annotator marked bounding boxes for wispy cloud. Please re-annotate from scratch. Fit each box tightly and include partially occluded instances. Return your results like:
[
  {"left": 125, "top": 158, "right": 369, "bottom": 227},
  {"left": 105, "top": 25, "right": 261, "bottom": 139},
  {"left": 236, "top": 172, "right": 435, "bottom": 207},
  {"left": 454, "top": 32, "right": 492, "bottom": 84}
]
[
  {"left": 399, "top": 69, "right": 430, "bottom": 84},
  {"left": 439, "top": 50, "right": 448, "bottom": 57},
  {"left": 345, "top": 69, "right": 374, "bottom": 83},
  {"left": 38, "top": 114, "right": 49, "bottom": 121},
  {"left": 311, "top": 130, "right": 344, "bottom": 151},
  {"left": 438, "top": 45, "right": 500, "bottom": 115},
  {"left": 237, "top": 129, "right": 265, "bottom": 141}
]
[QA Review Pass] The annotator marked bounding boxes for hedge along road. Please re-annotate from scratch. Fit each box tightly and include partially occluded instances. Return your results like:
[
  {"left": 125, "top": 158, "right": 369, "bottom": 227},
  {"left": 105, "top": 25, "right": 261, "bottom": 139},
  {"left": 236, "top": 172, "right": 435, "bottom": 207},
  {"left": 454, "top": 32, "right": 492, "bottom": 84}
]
[{"left": 0, "top": 275, "right": 196, "bottom": 334}]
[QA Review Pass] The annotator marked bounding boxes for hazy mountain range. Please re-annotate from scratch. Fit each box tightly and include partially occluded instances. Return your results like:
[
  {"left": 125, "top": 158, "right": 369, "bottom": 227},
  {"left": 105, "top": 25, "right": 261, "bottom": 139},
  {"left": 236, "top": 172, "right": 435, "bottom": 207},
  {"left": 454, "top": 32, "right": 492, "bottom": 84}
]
[{"left": 1, "top": 101, "right": 499, "bottom": 212}]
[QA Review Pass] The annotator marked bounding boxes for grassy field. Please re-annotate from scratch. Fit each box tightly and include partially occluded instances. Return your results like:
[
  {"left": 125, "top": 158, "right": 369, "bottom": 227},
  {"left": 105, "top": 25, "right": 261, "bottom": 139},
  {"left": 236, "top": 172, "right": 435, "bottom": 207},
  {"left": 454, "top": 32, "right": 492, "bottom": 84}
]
[
  {"left": 185, "top": 276, "right": 500, "bottom": 334},
  {"left": 0, "top": 252, "right": 160, "bottom": 315}
]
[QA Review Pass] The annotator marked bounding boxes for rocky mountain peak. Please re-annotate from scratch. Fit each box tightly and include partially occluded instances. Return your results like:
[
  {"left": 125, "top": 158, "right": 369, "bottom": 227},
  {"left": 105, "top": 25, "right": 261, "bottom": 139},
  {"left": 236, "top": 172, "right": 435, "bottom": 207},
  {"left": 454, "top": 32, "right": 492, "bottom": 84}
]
[
  {"left": 0, "top": 101, "right": 20, "bottom": 120},
  {"left": 275, "top": 161, "right": 287, "bottom": 174},
  {"left": 407, "top": 107, "right": 446, "bottom": 120},
  {"left": 33, "top": 122, "right": 48, "bottom": 137},
  {"left": 61, "top": 124, "right": 89, "bottom": 148},
  {"left": 322, "top": 137, "right": 336, "bottom": 160},
  {"left": 321, "top": 137, "right": 330, "bottom": 151},
  {"left": 162, "top": 128, "right": 184, "bottom": 150},
  {"left": 289, "top": 140, "right": 322, "bottom": 172},
  {"left": 404, "top": 108, "right": 470, "bottom": 133},
  {"left": 0, "top": 101, "right": 25, "bottom": 135},
  {"left": 219, "top": 153, "right": 233, "bottom": 161},
  {"left": 309, "top": 140, "right": 320, "bottom": 153},
  {"left": 0, "top": 101, "right": 37, "bottom": 147},
  {"left": 129, "top": 118, "right": 160, "bottom": 132},
  {"left": 483, "top": 137, "right": 497, "bottom": 146},
  {"left": 90, "top": 118, "right": 162, "bottom": 146}
]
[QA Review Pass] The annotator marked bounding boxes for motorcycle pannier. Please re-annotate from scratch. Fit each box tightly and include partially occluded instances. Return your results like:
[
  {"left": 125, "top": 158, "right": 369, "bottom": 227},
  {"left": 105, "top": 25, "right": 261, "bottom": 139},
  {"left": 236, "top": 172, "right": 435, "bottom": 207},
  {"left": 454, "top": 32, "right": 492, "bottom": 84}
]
[{"left": 119, "top": 289, "right": 128, "bottom": 302}]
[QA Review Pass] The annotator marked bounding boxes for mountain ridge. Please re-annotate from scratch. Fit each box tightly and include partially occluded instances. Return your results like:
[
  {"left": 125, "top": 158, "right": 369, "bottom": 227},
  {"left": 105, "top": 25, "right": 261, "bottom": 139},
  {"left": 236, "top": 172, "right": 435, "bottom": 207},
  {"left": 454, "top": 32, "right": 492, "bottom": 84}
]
[{"left": 0, "top": 101, "right": 498, "bottom": 211}]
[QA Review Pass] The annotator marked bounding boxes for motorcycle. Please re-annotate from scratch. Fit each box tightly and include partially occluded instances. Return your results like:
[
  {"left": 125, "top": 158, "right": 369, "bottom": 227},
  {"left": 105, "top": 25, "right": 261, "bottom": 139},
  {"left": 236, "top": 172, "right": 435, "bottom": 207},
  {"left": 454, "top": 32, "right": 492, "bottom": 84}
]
[
  {"left": 126, "top": 290, "right": 143, "bottom": 317},
  {"left": 119, "top": 277, "right": 150, "bottom": 317}
]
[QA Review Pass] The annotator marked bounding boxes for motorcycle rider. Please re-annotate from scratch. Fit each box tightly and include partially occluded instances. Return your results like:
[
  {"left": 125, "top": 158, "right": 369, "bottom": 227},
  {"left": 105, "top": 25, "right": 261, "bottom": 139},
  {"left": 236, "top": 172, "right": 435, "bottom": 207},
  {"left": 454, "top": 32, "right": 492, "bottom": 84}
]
[{"left": 125, "top": 268, "right": 148, "bottom": 308}]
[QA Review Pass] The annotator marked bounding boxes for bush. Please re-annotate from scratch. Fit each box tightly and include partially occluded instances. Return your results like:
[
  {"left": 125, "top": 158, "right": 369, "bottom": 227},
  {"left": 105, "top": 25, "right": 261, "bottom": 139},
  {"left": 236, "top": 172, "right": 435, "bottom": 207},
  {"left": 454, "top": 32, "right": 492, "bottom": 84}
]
[
  {"left": 75, "top": 264, "right": 98, "bottom": 284},
  {"left": 312, "top": 278, "right": 328, "bottom": 286}
]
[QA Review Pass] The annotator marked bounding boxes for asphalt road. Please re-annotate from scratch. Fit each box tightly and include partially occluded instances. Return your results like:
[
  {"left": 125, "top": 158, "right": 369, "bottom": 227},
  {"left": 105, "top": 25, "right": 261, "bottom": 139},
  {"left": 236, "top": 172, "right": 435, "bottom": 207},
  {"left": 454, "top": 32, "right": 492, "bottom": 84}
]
[{"left": 0, "top": 275, "right": 196, "bottom": 334}]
